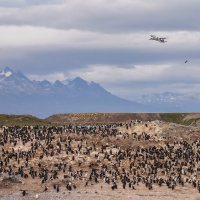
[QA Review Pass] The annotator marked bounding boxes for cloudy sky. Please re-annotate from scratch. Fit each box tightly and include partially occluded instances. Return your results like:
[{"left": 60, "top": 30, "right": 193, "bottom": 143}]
[{"left": 0, "top": 0, "right": 200, "bottom": 100}]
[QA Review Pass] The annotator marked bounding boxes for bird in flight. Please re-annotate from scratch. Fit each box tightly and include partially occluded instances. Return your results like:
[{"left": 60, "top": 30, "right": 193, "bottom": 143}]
[{"left": 149, "top": 35, "right": 167, "bottom": 43}]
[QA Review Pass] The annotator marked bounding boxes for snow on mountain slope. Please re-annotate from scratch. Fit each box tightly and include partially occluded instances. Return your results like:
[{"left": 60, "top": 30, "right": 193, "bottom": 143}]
[
  {"left": 1, "top": 67, "right": 199, "bottom": 117},
  {"left": 0, "top": 67, "right": 143, "bottom": 117}
]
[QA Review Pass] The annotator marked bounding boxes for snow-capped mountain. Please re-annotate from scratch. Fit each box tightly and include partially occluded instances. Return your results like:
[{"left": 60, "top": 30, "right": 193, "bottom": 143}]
[
  {"left": 0, "top": 67, "right": 113, "bottom": 96},
  {"left": 135, "top": 92, "right": 185, "bottom": 104},
  {"left": 0, "top": 67, "right": 36, "bottom": 94},
  {"left": 1, "top": 67, "right": 199, "bottom": 117},
  {"left": 0, "top": 67, "right": 13, "bottom": 80},
  {"left": 134, "top": 92, "right": 200, "bottom": 112},
  {"left": 0, "top": 67, "right": 143, "bottom": 117}
]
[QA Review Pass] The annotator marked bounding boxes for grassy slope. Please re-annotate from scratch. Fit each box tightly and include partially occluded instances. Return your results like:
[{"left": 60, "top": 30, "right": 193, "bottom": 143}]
[
  {"left": 1, "top": 113, "right": 200, "bottom": 126},
  {"left": 47, "top": 113, "right": 200, "bottom": 125},
  {"left": 160, "top": 113, "right": 200, "bottom": 125},
  {"left": 0, "top": 114, "right": 51, "bottom": 126},
  {"left": 160, "top": 113, "right": 188, "bottom": 124},
  {"left": 46, "top": 113, "right": 160, "bottom": 124}
]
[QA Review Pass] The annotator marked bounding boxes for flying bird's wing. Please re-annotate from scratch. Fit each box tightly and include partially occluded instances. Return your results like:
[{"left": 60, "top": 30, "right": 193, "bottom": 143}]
[{"left": 159, "top": 38, "right": 167, "bottom": 43}]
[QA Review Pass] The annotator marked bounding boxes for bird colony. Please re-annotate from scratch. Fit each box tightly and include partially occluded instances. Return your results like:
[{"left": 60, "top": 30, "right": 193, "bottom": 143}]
[{"left": 0, "top": 120, "right": 200, "bottom": 198}]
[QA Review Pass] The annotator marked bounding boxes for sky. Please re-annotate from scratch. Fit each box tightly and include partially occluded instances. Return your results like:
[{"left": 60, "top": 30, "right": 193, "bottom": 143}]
[{"left": 0, "top": 0, "right": 200, "bottom": 100}]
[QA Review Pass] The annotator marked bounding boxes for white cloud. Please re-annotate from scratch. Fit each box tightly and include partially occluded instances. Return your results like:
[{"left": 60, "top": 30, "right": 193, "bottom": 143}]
[
  {"left": 0, "top": 25, "right": 200, "bottom": 51},
  {"left": 28, "top": 72, "right": 66, "bottom": 82},
  {"left": 0, "top": 0, "right": 64, "bottom": 7},
  {"left": 68, "top": 64, "right": 168, "bottom": 82},
  {"left": 27, "top": 60, "right": 200, "bottom": 85},
  {"left": 0, "top": 0, "right": 199, "bottom": 32},
  {"left": 0, "top": 25, "right": 144, "bottom": 48},
  {"left": 68, "top": 62, "right": 200, "bottom": 84}
]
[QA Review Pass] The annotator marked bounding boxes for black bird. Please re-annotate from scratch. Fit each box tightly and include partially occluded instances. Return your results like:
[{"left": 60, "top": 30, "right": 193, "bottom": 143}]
[
  {"left": 22, "top": 190, "right": 26, "bottom": 196},
  {"left": 44, "top": 186, "right": 48, "bottom": 192},
  {"left": 56, "top": 185, "right": 60, "bottom": 193}
]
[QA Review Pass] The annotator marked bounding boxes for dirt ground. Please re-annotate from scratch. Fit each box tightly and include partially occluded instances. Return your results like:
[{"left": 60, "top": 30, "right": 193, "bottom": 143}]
[
  {"left": 1, "top": 120, "right": 200, "bottom": 200},
  {"left": 0, "top": 182, "right": 199, "bottom": 200}
]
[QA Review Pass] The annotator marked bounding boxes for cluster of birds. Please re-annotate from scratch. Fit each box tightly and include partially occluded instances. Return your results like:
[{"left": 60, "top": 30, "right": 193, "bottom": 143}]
[
  {"left": 149, "top": 34, "right": 188, "bottom": 64},
  {"left": 0, "top": 120, "right": 200, "bottom": 197}
]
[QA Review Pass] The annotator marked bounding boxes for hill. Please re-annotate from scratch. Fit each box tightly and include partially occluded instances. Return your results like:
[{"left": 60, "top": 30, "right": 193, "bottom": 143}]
[
  {"left": 1, "top": 113, "right": 200, "bottom": 126},
  {"left": 0, "top": 114, "right": 50, "bottom": 126},
  {"left": 46, "top": 113, "right": 200, "bottom": 125}
]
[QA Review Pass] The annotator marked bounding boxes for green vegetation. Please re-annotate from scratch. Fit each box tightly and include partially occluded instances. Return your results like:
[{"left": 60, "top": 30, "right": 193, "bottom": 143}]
[
  {"left": 1, "top": 113, "right": 200, "bottom": 126},
  {"left": 0, "top": 114, "right": 51, "bottom": 126},
  {"left": 160, "top": 113, "right": 187, "bottom": 124},
  {"left": 160, "top": 113, "right": 200, "bottom": 126}
]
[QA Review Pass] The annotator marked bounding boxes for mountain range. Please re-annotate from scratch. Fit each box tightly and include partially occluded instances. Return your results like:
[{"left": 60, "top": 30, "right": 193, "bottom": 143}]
[
  {"left": 135, "top": 92, "right": 200, "bottom": 112},
  {"left": 0, "top": 67, "right": 144, "bottom": 117},
  {"left": 0, "top": 67, "right": 199, "bottom": 118}
]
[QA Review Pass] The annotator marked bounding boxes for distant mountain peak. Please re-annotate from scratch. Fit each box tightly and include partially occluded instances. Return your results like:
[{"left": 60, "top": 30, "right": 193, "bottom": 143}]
[
  {"left": 62, "top": 77, "right": 89, "bottom": 86},
  {"left": 71, "top": 77, "right": 88, "bottom": 84},
  {"left": 66, "top": 77, "right": 90, "bottom": 90},
  {"left": 53, "top": 80, "right": 64, "bottom": 87},
  {"left": 0, "top": 66, "right": 13, "bottom": 78},
  {"left": 4, "top": 66, "right": 13, "bottom": 72},
  {"left": 40, "top": 80, "right": 51, "bottom": 85}
]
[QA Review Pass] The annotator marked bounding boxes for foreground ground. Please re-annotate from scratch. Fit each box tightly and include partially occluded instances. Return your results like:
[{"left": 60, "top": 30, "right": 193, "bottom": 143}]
[
  {"left": 0, "top": 183, "right": 199, "bottom": 200},
  {"left": 1, "top": 119, "right": 200, "bottom": 199}
]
